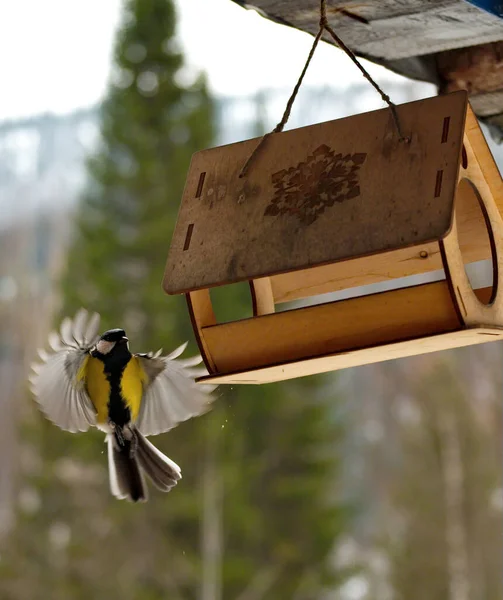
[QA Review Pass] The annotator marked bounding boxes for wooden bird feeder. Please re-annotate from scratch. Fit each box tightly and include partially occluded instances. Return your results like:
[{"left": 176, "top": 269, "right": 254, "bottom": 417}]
[{"left": 163, "top": 91, "right": 503, "bottom": 385}]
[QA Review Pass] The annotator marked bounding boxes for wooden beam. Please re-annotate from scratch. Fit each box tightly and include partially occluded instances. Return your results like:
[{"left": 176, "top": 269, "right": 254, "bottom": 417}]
[{"left": 438, "top": 42, "right": 503, "bottom": 117}]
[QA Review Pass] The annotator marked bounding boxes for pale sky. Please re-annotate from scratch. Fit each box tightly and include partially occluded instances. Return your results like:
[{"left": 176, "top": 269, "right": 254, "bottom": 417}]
[{"left": 0, "top": 0, "right": 408, "bottom": 122}]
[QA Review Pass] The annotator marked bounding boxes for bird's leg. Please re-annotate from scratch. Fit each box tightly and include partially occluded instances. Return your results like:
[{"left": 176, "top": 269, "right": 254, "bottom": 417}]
[{"left": 111, "top": 421, "right": 125, "bottom": 446}]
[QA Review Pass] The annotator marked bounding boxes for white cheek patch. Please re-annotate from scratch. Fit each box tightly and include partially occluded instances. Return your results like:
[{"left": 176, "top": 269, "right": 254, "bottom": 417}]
[{"left": 96, "top": 340, "right": 116, "bottom": 355}]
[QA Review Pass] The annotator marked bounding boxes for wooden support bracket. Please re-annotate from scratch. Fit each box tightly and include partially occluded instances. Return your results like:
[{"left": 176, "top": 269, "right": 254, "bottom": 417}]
[
  {"left": 250, "top": 277, "right": 275, "bottom": 316},
  {"left": 186, "top": 289, "right": 217, "bottom": 373}
]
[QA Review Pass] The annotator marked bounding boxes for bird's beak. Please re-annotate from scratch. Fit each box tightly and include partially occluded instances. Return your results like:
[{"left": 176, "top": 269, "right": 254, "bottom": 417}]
[{"left": 122, "top": 336, "right": 129, "bottom": 342}]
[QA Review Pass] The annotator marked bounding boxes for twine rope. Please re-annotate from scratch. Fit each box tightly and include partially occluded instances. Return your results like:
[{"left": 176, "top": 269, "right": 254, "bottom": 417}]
[{"left": 239, "top": 0, "right": 408, "bottom": 179}]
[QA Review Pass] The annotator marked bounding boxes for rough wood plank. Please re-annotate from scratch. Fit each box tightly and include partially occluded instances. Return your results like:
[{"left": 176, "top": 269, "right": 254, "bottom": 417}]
[
  {"left": 234, "top": 1, "right": 503, "bottom": 60},
  {"left": 201, "top": 280, "right": 462, "bottom": 374},
  {"left": 438, "top": 42, "right": 503, "bottom": 96},
  {"left": 230, "top": 1, "right": 503, "bottom": 140},
  {"left": 197, "top": 325, "right": 503, "bottom": 385},
  {"left": 165, "top": 92, "right": 466, "bottom": 294},
  {"left": 438, "top": 41, "right": 503, "bottom": 118}
]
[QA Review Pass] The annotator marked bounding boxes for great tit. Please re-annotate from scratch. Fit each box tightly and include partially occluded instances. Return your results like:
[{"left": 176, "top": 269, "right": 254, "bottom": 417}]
[{"left": 30, "top": 309, "right": 216, "bottom": 502}]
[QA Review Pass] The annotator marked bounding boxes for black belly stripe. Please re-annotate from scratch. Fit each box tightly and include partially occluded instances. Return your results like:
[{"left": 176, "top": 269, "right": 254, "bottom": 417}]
[
  {"left": 107, "top": 373, "right": 131, "bottom": 428},
  {"left": 93, "top": 345, "right": 132, "bottom": 428}
]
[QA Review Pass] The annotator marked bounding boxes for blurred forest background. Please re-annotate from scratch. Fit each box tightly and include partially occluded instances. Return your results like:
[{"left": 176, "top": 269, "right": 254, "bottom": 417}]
[{"left": 0, "top": 0, "right": 502, "bottom": 598}]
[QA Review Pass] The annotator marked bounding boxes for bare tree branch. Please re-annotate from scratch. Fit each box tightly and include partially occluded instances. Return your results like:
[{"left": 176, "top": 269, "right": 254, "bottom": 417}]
[
  {"left": 438, "top": 404, "right": 470, "bottom": 600},
  {"left": 201, "top": 411, "right": 224, "bottom": 600}
]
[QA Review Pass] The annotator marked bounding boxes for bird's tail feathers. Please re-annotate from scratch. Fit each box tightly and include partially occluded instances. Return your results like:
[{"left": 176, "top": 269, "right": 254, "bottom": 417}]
[
  {"left": 134, "top": 428, "right": 181, "bottom": 492},
  {"left": 106, "top": 428, "right": 181, "bottom": 501},
  {"left": 107, "top": 433, "right": 147, "bottom": 503}
]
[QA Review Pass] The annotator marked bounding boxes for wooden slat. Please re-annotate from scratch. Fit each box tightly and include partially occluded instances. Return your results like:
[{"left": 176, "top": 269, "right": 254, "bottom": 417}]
[
  {"left": 269, "top": 216, "right": 490, "bottom": 304},
  {"left": 197, "top": 326, "right": 503, "bottom": 385},
  {"left": 202, "top": 280, "right": 465, "bottom": 375},
  {"left": 164, "top": 92, "right": 466, "bottom": 294},
  {"left": 270, "top": 242, "right": 442, "bottom": 303},
  {"left": 250, "top": 277, "right": 275, "bottom": 315}
]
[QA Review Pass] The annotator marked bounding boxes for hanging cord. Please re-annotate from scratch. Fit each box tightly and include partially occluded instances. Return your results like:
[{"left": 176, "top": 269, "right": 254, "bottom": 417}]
[{"left": 239, "top": 0, "right": 408, "bottom": 179}]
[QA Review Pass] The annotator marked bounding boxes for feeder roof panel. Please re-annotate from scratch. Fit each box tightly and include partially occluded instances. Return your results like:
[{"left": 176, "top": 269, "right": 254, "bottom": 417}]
[{"left": 164, "top": 92, "right": 467, "bottom": 294}]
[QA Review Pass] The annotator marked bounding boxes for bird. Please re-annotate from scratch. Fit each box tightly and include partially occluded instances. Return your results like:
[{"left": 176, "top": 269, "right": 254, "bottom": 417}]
[{"left": 29, "top": 308, "right": 216, "bottom": 503}]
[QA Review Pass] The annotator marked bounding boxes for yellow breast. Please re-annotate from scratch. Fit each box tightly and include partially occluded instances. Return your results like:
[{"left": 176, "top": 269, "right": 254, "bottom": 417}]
[
  {"left": 82, "top": 355, "right": 147, "bottom": 425},
  {"left": 85, "top": 356, "right": 111, "bottom": 424},
  {"left": 120, "top": 357, "right": 146, "bottom": 422}
]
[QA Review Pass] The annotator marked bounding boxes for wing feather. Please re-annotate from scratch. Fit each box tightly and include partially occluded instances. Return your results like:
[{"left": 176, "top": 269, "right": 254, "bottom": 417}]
[
  {"left": 48, "top": 331, "right": 63, "bottom": 352},
  {"left": 164, "top": 342, "right": 188, "bottom": 361},
  {"left": 84, "top": 311, "right": 101, "bottom": 346},
  {"left": 72, "top": 308, "right": 88, "bottom": 343},
  {"left": 60, "top": 317, "right": 74, "bottom": 347},
  {"left": 30, "top": 309, "right": 99, "bottom": 433},
  {"left": 134, "top": 345, "right": 217, "bottom": 437}
]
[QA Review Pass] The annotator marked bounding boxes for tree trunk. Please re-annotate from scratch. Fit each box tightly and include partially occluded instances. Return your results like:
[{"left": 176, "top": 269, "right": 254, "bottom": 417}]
[
  {"left": 438, "top": 408, "right": 470, "bottom": 600},
  {"left": 201, "top": 412, "right": 223, "bottom": 600}
]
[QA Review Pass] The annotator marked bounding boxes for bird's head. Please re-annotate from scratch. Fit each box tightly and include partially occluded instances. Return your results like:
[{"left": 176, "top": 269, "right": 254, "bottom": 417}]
[{"left": 96, "top": 328, "right": 129, "bottom": 355}]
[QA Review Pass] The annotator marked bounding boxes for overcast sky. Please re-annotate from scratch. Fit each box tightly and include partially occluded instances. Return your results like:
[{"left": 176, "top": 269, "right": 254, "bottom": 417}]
[{"left": 0, "top": 0, "right": 412, "bottom": 122}]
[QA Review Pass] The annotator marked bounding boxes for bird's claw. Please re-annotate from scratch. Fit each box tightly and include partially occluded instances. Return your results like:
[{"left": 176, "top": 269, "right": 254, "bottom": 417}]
[{"left": 110, "top": 421, "right": 125, "bottom": 446}]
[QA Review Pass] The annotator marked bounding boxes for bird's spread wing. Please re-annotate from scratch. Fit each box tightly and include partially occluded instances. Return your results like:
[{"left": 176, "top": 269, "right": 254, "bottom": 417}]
[
  {"left": 30, "top": 308, "right": 100, "bottom": 433},
  {"left": 134, "top": 342, "right": 217, "bottom": 437}
]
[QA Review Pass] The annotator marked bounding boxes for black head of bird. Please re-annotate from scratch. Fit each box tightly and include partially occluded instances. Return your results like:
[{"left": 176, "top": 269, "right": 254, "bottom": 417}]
[
  {"left": 96, "top": 328, "right": 129, "bottom": 356},
  {"left": 102, "top": 328, "right": 127, "bottom": 342}
]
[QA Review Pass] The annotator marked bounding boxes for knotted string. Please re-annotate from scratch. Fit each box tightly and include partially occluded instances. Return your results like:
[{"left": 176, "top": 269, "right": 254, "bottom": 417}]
[{"left": 239, "top": 0, "right": 408, "bottom": 179}]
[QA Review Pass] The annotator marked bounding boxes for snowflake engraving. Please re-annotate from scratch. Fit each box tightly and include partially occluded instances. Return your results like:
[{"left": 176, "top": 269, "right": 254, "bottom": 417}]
[{"left": 264, "top": 144, "right": 367, "bottom": 225}]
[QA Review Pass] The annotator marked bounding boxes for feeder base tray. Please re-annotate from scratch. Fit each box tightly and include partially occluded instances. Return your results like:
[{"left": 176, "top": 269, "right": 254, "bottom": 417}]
[{"left": 196, "top": 326, "right": 503, "bottom": 385}]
